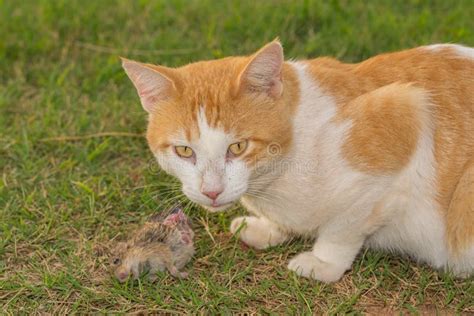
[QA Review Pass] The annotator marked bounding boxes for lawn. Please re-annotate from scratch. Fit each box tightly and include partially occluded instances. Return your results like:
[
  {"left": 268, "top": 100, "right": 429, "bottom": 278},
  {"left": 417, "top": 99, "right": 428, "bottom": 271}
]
[{"left": 1, "top": 0, "right": 473, "bottom": 313}]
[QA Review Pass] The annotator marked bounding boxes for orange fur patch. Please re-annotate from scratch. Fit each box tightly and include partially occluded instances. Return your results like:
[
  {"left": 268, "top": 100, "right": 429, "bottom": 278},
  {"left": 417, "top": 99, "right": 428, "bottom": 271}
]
[
  {"left": 146, "top": 54, "right": 299, "bottom": 166},
  {"left": 337, "top": 83, "right": 429, "bottom": 174}
]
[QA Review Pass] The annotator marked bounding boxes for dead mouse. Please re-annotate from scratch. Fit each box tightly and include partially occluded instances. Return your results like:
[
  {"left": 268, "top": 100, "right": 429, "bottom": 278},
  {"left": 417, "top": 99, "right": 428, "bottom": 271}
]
[{"left": 110, "top": 205, "right": 195, "bottom": 282}]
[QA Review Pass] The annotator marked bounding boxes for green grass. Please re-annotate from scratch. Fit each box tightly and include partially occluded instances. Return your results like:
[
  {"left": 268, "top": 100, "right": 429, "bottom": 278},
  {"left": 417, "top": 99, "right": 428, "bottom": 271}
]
[{"left": 1, "top": 0, "right": 473, "bottom": 313}]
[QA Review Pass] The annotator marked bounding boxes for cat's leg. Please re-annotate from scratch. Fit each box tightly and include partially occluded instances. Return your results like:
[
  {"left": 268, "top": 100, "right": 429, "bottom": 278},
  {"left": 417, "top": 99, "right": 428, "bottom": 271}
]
[
  {"left": 288, "top": 206, "right": 383, "bottom": 283},
  {"left": 230, "top": 216, "right": 289, "bottom": 249},
  {"left": 288, "top": 235, "right": 364, "bottom": 283}
]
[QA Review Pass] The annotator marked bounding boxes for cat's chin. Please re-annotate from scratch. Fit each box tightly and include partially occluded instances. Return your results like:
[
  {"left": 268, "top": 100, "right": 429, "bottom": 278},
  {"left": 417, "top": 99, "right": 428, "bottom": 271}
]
[{"left": 203, "top": 202, "right": 234, "bottom": 213}]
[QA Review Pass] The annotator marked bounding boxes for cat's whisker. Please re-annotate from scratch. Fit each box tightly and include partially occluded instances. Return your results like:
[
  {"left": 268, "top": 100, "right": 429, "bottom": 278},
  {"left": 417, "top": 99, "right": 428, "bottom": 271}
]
[
  {"left": 138, "top": 183, "right": 181, "bottom": 188},
  {"left": 133, "top": 181, "right": 181, "bottom": 188},
  {"left": 157, "top": 193, "right": 186, "bottom": 207},
  {"left": 247, "top": 186, "right": 289, "bottom": 197},
  {"left": 227, "top": 202, "right": 244, "bottom": 213},
  {"left": 244, "top": 191, "right": 277, "bottom": 204},
  {"left": 147, "top": 188, "right": 183, "bottom": 196},
  {"left": 137, "top": 191, "right": 186, "bottom": 212},
  {"left": 183, "top": 199, "right": 200, "bottom": 215},
  {"left": 245, "top": 188, "right": 288, "bottom": 203},
  {"left": 147, "top": 184, "right": 183, "bottom": 193},
  {"left": 146, "top": 189, "right": 181, "bottom": 196}
]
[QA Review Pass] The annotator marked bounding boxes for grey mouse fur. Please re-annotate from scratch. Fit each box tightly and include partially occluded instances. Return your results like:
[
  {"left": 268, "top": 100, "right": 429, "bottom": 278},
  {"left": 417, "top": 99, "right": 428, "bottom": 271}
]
[{"left": 110, "top": 206, "right": 194, "bottom": 282}]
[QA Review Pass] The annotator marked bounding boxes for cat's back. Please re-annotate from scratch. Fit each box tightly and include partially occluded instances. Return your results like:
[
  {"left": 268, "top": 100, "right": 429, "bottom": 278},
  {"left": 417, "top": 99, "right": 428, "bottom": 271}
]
[
  {"left": 353, "top": 44, "right": 474, "bottom": 110},
  {"left": 299, "top": 44, "right": 473, "bottom": 211},
  {"left": 303, "top": 44, "right": 474, "bottom": 106}
]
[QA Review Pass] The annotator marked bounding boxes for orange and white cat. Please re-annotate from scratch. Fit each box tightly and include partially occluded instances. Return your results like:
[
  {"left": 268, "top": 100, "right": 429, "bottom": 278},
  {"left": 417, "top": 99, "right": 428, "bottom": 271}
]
[{"left": 122, "top": 41, "right": 473, "bottom": 282}]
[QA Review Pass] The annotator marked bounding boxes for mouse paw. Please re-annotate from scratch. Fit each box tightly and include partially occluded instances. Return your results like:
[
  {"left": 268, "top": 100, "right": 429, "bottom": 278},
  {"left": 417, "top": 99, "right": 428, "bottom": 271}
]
[
  {"left": 168, "top": 266, "right": 188, "bottom": 279},
  {"left": 178, "top": 271, "right": 189, "bottom": 279},
  {"left": 148, "top": 274, "right": 158, "bottom": 282}
]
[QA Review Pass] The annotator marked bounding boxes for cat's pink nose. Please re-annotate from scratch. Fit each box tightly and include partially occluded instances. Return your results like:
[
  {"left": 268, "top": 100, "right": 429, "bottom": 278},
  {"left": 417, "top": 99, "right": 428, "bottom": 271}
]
[{"left": 202, "top": 190, "right": 222, "bottom": 200}]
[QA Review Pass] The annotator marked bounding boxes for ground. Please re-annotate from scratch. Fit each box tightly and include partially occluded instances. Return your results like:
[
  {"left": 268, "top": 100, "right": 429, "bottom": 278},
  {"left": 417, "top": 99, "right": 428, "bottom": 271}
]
[{"left": 1, "top": 0, "right": 473, "bottom": 314}]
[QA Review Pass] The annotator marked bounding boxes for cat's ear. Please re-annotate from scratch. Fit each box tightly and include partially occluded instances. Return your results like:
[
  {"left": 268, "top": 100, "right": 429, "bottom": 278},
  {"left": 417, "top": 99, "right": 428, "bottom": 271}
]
[
  {"left": 238, "top": 40, "right": 284, "bottom": 98},
  {"left": 121, "top": 58, "right": 178, "bottom": 113}
]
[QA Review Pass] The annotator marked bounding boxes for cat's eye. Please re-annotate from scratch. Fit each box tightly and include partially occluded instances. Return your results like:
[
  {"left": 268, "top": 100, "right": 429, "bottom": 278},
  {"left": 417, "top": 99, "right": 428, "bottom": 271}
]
[
  {"left": 228, "top": 140, "right": 248, "bottom": 157},
  {"left": 175, "top": 146, "right": 194, "bottom": 158},
  {"left": 113, "top": 258, "right": 121, "bottom": 265}
]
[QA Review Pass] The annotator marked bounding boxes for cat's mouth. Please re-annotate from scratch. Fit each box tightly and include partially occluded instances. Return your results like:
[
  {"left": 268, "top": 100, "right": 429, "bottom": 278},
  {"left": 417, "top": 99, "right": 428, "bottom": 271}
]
[
  {"left": 182, "top": 186, "right": 241, "bottom": 212},
  {"left": 203, "top": 201, "right": 234, "bottom": 212}
]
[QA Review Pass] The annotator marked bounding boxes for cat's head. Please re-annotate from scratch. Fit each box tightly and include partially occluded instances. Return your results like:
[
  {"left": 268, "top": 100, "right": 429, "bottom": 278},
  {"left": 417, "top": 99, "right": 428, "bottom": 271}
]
[{"left": 122, "top": 41, "right": 298, "bottom": 211}]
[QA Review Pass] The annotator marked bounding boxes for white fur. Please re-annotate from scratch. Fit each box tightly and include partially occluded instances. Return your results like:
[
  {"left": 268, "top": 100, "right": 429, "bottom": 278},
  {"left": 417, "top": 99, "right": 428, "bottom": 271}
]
[
  {"left": 425, "top": 44, "right": 474, "bottom": 59},
  {"left": 155, "top": 107, "right": 250, "bottom": 211}
]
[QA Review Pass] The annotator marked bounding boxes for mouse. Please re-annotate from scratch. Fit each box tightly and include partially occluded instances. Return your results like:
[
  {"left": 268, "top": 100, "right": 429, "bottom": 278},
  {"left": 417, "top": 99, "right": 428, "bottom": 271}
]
[{"left": 110, "top": 205, "right": 195, "bottom": 282}]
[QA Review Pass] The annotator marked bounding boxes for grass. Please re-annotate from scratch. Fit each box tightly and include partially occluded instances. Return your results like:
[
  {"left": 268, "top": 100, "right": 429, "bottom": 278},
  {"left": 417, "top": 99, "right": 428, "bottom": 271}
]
[{"left": 1, "top": 0, "right": 473, "bottom": 313}]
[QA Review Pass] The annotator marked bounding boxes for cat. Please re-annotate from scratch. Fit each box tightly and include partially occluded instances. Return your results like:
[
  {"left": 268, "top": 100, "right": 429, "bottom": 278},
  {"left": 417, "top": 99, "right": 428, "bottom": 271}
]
[{"left": 121, "top": 40, "right": 473, "bottom": 282}]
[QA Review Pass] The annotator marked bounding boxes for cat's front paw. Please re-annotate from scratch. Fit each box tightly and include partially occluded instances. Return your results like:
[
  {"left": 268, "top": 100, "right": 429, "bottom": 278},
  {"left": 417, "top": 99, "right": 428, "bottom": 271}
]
[
  {"left": 230, "top": 216, "right": 287, "bottom": 250},
  {"left": 288, "top": 251, "right": 346, "bottom": 283}
]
